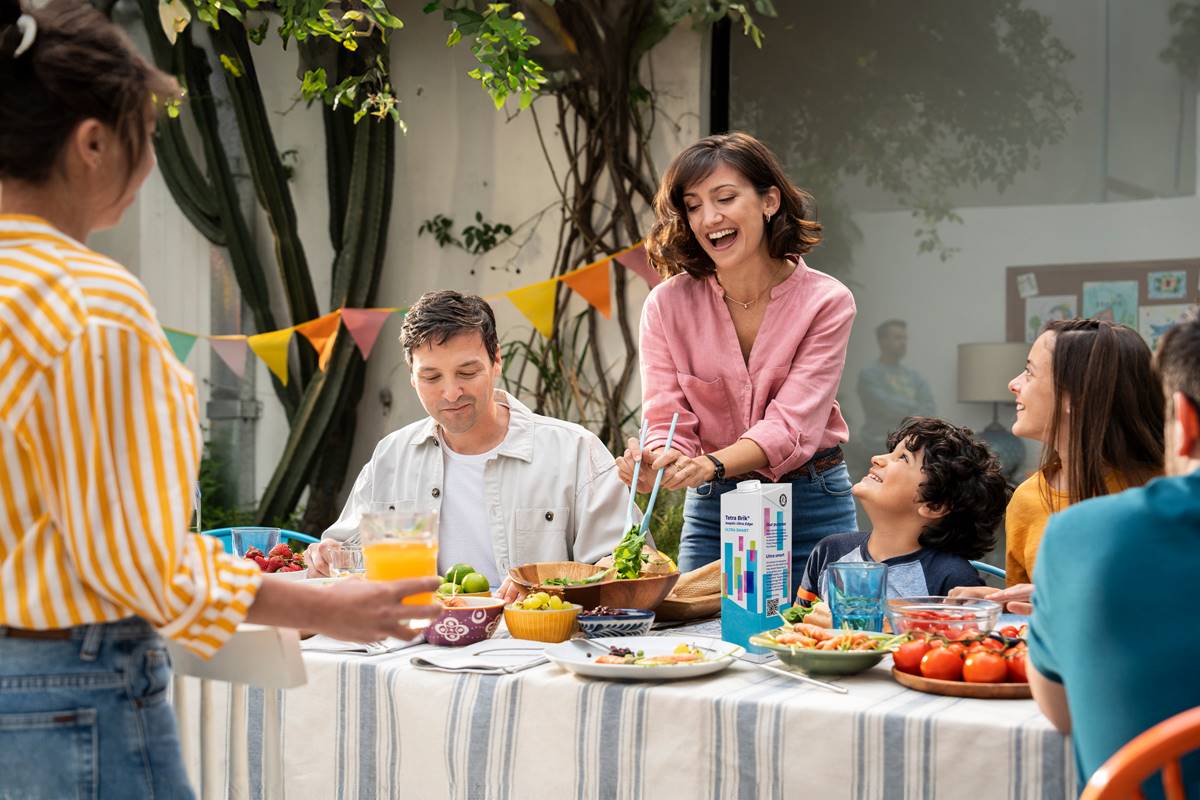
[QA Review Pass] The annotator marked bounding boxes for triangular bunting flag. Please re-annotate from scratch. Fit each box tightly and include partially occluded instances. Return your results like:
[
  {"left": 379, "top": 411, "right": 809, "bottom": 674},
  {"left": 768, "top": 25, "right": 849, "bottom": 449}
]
[
  {"left": 163, "top": 328, "right": 198, "bottom": 363},
  {"left": 613, "top": 243, "right": 661, "bottom": 288},
  {"left": 210, "top": 337, "right": 249, "bottom": 379},
  {"left": 295, "top": 310, "right": 342, "bottom": 371},
  {"left": 561, "top": 259, "right": 612, "bottom": 319},
  {"left": 341, "top": 308, "right": 395, "bottom": 360},
  {"left": 506, "top": 278, "right": 558, "bottom": 338},
  {"left": 247, "top": 328, "right": 294, "bottom": 386}
]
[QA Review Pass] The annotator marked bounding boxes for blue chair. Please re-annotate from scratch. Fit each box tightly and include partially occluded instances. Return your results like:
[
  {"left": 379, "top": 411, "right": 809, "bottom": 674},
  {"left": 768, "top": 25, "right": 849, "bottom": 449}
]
[
  {"left": 970, "top": 560, "right": 1007, "bottom": 580},
  {"left": 201, "top": 527, "right": 319, "bottom": 554}
]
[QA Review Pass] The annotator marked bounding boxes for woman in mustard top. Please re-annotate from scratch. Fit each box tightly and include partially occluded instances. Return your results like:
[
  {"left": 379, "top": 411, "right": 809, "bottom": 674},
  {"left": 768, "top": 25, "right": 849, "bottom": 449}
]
[{"left": 954, "top": 319, "right": 1163, "bottom": 611}]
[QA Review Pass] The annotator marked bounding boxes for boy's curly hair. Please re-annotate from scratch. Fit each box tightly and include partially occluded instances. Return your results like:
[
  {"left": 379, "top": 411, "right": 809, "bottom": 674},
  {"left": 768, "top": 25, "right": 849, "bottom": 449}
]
[{"left": 885, "top": 417, "right": 1012, "bottom": 560}]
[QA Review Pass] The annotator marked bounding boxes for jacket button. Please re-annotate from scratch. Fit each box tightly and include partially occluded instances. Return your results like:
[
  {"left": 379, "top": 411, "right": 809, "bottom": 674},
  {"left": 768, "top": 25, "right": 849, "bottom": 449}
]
[
  {"left": 432, "top": 488, "right": 441, "bottom": 498},
  {"left": 545, "top": 511, "right": 554, "bottom": 521}
]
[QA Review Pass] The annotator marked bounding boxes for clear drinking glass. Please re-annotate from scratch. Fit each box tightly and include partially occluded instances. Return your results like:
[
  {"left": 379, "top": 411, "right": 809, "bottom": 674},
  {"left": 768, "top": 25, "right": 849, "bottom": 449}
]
[
  {"left": 828, "top": 562, "right": 888, "bottom": 632},
  {"left": 328, "top": 546, "right": 365, "bottom": 578},
  {"left": 359, "top": 510, "right": 439, "bottom": 629},
  {"left": 231, "top": 527, "right": 281, "bottom": 558}
]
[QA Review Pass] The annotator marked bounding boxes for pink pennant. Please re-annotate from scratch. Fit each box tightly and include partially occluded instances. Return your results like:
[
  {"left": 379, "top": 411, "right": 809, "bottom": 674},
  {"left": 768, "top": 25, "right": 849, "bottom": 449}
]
[
  {"left": 340, "top": 308, "right": 395, "bottom": 360},
  {"left": 210, "top": 337, "right": 248, "bottom": 378},
  {"left": 613, "top": 243, "right": 661, "bottom": 288}
]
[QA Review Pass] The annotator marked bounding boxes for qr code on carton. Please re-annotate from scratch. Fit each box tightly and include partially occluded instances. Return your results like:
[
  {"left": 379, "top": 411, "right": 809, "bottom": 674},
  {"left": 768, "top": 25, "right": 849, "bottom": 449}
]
[{"left": 765, "top": 597, "right": 781, "bottom": 616}]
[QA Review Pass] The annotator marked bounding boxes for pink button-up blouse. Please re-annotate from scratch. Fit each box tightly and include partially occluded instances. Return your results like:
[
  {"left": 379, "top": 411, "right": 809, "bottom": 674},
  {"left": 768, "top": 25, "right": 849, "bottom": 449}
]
[{"left": 639, "top": 257, "right": 856, "bottom": 481}]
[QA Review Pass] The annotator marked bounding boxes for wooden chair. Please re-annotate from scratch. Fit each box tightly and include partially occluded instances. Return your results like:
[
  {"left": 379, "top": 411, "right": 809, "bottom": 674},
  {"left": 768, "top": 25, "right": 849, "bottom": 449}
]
[{"left": 1081, "top": 706, "right": 1200, "bottom": 800}]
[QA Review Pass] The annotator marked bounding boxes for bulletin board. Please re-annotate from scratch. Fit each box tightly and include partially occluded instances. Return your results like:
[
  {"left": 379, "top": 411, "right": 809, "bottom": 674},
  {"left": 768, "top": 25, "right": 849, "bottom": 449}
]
[{"left": 1005, "top": 257, "right": 1200, "bottom": 349}]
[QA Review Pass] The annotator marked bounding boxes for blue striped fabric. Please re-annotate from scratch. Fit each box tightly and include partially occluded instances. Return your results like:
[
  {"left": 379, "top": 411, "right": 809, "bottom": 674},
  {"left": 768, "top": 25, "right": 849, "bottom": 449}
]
[{"left": 174, "top": 642, "right": 1075, "bottom": 800}]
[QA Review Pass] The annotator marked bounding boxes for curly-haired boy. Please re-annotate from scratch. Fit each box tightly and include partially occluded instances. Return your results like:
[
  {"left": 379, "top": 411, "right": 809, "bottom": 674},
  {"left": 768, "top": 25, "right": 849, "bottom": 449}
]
[{"left": 797, "top": 417, "right": 1012, "bottom": 608}]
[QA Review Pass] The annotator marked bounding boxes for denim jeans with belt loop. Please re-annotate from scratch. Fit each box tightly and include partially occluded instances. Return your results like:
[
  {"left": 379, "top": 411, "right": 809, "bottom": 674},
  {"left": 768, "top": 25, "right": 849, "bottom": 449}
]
[
  {"left": 677, "top": 454, "right": 858, "bottom": 596},
  {"left": 0, "top": 617, "right": 193, "bottom": 799}
]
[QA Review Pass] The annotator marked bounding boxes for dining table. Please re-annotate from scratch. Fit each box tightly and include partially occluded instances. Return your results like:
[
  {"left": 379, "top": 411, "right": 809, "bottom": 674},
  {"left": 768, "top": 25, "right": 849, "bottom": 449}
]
[{"left": 171, "top": 620, "right": 1075, "bottom": 800}]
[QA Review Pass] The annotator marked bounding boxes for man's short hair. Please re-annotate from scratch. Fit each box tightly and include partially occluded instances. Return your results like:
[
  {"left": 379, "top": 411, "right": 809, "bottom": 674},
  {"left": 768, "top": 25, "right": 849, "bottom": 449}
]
[
  {"left": 1155, "top": 312, "right": 1200, "bottom": 410},
  {"left": 399, "top": 291, "right": 500, "bottom": 365},
  {"left": 876, "top": 319, "right": 906, "bottom": 342},
  {"left": 885, "top": 416, "right": 1012, "bottom": 560}
]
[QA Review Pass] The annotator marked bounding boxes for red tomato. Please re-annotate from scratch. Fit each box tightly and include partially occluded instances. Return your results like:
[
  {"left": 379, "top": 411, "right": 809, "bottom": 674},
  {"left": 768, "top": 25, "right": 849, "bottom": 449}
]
[
  {"left": 893, "top": 640, "right": 931, "bottom": 674},
  {"left": 920, "top": 647, "right": 964, "bottom": 681},
  {"left": 1000, "top": 625, "right": 1020, "bottom": 639},
  {"left": 1006, "top": 650, "right": 1028, "bottom": 683},
  {"left": 963, "top": 652, "right": 1008, "bottom": 683},
  {"left": 946, "top": 642, "right": 966, "bottom": 657}
]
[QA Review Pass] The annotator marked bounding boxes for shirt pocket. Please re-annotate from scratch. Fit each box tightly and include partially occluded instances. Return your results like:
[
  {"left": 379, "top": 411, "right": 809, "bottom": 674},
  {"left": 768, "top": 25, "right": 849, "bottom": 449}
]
[
  {"left": 676, "top": 372, "right": 737, "bottom": 437},
  {"left": 512, "top": 506, "right": 570, "bottom": 564}
]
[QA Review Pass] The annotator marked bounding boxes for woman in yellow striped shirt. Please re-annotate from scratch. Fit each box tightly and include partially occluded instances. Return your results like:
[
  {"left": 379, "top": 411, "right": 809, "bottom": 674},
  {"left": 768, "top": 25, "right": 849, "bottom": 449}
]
[{"left": 0, "top": 2, "right": 436, "bottom": 796}]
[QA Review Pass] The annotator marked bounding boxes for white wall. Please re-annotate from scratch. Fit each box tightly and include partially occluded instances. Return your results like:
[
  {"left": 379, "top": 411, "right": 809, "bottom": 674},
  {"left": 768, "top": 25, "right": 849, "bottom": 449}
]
[{"left": 97, "top": 12, "right": 705, "bottom": 514}]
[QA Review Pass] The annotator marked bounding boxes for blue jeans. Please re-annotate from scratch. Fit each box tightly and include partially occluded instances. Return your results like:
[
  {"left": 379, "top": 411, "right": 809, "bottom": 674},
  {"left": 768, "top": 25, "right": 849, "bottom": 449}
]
[
  {"left": 678, "top": 461, "right": 858, "bottom": 595},
  {"left": 0, "top": 617, "right": 193, "bottom": 799}
]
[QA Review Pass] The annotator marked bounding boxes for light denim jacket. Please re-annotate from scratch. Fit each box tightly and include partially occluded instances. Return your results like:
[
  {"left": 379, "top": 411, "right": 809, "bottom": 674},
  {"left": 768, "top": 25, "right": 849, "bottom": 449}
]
[{"left": 323, "top": 392, "right": 637, "bottom": 573}]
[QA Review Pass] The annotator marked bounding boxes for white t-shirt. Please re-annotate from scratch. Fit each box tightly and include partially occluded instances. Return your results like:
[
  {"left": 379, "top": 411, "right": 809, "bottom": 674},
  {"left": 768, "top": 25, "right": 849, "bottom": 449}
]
[{"left": 437, "top": 441, "right": 503, "bottom": 586}]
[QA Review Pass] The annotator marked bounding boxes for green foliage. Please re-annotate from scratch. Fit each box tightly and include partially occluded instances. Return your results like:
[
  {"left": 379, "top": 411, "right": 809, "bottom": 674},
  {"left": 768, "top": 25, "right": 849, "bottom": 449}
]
[
  {"left": 197, "top": 446, "right": 255, "bottom": 530},
  {"left": 1164, "top": 2, "right": 1200, "bottom": 79},
  {"left": 425, "top": 2, "right": 547, "bottom": 109},
  {"left": 419, "top": 211, "right": 513, "bottom": 254},
  {"left": 501, "top": 309, "right": 639, "bottom": 435}
]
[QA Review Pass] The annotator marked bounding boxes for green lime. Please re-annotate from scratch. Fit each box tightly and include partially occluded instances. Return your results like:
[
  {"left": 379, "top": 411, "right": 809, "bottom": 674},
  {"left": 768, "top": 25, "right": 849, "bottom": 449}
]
[
  {"left": 460, "top": 573, "right": 490, "bottom": 594},
  {"left": 436, "top": 582, "right": 461, "bottom": 595},
  {"left": 444, "top": 563, "right": 475, "bottom": 585}
]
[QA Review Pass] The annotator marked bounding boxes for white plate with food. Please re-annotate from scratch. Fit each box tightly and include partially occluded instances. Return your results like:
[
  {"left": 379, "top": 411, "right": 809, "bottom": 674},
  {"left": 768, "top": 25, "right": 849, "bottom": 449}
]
[{"left": 544, "top": 635, "right": 743, "bottom": 681}]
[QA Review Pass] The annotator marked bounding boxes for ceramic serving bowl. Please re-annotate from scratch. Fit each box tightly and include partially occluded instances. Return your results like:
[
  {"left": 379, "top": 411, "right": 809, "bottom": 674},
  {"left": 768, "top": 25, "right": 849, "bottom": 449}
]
[
  {"left": 503, "top": 602, "right": 581, "bottom": 643},
  {"left": 576, "top": 608, "right": 655, "bottom": 639},
  {"left": 425, "top": 597, "right": 505, "bottom": 647},
  {"left": 749, "top": 629, "right": 892, "bottom": 676},
  {"left": 507, "top": 562, "right": 680, "bottom": 612}
]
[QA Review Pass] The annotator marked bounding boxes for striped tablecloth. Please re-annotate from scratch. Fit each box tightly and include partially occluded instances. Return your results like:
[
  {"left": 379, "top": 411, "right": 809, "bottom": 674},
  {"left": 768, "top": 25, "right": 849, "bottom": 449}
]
[{"left": 173, "top": 635, "right": 1074, "bottom": 800}]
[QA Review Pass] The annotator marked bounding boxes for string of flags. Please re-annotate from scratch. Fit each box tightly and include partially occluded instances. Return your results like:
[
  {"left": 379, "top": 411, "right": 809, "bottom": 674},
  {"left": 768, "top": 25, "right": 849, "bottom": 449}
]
[{"left": 162, "top": 241, "right": 661, "bottom": 385}]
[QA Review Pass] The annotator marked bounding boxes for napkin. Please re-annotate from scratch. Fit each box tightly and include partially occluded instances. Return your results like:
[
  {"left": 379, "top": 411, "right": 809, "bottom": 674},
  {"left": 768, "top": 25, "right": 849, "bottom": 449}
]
[
  {"left": 409, "top": 641, "right": 547, "bottom": 674},
  {"left": 301, "top": 634, "right": 425, "bottom": 657}
]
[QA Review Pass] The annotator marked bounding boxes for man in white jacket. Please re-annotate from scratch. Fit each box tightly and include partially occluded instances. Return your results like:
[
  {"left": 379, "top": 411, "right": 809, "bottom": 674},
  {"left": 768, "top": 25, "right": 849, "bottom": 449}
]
[{"left": 307, "top": 291, "right": 635, "bottom": 599}]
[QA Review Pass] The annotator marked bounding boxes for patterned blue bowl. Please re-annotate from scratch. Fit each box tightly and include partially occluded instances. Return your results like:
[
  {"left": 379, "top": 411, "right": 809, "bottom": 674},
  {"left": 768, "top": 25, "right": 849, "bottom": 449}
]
[{"left": 576, "top": 609, "right": 655, "bottom": 639}]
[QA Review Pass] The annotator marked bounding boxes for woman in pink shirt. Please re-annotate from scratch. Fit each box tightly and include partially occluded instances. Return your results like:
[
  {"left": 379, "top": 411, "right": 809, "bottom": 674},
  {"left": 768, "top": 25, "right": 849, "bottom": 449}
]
[{"left": 617, "top": 133, "right": 857, "bottom": 588}]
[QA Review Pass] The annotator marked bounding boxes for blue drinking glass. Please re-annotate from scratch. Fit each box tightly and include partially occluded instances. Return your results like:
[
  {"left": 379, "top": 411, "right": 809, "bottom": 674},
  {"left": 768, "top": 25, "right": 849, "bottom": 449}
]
[
  {"left": 231, "top": 526, "right": 281, "bottom": 558},
  {"left": 828, "top": 562, "right": 889, "bottom": 632}
]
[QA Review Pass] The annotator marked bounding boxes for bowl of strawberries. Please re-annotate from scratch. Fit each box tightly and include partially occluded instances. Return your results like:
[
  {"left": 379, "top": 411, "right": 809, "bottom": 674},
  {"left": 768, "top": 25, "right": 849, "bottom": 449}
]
[{"left": 238, "top": 533, "right": 307, "bottom": 578}]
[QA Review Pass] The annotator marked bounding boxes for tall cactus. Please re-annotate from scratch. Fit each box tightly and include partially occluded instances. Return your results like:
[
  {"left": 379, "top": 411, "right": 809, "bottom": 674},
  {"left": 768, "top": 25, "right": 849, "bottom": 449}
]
[{"left": 136, "top": 0, "right": 389, "bottom": 528}]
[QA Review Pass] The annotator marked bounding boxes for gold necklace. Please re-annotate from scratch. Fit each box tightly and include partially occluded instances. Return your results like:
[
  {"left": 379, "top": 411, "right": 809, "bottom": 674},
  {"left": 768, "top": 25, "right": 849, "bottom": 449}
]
[{"left": 722, "top": 284, "right": 773, "bottom": 311}]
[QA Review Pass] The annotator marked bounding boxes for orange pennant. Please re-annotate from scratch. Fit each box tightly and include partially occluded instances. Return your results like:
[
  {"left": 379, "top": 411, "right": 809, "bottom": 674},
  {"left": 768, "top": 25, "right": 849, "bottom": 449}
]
[
  {"left": 561, "top": 259, "right": 612, "bottom": 319},
  {"left": 295, "top": 310, "right": 342, "bottom": 371}
]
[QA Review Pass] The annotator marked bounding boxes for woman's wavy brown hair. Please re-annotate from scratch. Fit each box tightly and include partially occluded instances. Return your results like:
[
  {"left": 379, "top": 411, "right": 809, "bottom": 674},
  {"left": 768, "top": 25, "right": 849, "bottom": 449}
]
[
  {"left": 1037, "top": 318, "right": 1164, "bottom": 509},
  {"left": 0, "top": 0, "right": 178, "bottom": 190},
  {"left": 646, "top": 132, "right": 822, "bottom": 280}
]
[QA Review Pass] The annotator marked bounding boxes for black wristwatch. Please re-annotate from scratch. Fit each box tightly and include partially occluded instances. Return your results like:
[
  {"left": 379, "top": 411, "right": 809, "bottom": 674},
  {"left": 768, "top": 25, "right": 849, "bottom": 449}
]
[{"left": 703, "top": 453, "right": 726, "bottom": 481}]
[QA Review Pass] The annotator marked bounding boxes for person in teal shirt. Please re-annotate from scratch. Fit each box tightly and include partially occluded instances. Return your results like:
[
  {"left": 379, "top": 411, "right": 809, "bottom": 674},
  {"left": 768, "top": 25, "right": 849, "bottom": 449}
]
[{"left": 1028, "top": 315, "right": 1200, "bottom": 796}]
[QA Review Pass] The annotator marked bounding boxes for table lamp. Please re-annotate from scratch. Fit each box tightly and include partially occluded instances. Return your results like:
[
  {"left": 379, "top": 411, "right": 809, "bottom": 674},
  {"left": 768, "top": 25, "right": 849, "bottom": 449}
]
[{"left": 957, "top": 342, "right": 1030, "bottom": 482}]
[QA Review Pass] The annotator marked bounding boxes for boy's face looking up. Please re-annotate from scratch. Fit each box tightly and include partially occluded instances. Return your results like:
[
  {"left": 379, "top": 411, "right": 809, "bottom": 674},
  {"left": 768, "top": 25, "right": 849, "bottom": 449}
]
[{"left": 853, "top": 438, "right": 945, "bottom": 525}]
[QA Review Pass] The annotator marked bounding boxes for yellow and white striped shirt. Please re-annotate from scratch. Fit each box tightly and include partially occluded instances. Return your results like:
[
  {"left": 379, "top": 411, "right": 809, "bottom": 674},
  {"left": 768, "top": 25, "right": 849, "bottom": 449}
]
[{"left": 0, "top": 215, "right": 261, "bottom": 657}]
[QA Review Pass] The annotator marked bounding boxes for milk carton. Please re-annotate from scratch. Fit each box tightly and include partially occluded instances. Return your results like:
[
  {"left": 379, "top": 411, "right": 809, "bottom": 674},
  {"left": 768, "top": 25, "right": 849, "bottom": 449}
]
[{"left": 720, "top": 480, "right": 792, "bottom": 651}]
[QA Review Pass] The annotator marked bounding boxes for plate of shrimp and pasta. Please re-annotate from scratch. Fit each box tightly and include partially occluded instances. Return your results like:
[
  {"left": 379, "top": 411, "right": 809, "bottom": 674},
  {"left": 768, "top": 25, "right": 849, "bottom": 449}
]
[{"left": 750, "top": 623, "right": 902, "bottom": 676}]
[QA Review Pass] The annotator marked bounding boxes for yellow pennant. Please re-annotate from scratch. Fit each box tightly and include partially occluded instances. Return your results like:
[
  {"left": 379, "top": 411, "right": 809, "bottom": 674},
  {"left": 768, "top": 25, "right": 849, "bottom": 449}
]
[
  {"left": 247, "top": 328, "right": 294, "bottom": 385},
  {"left": 505, "top": 278, "right": 558, "bottom": 338}
]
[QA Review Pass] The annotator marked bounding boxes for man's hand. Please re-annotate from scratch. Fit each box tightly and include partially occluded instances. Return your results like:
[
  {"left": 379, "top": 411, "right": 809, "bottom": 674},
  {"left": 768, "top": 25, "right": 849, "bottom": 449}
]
[
  {"left": 497, "top": 577, "right": 525, "bottom": 605},
  {"left": 305, "top": 539, "right": 342, "bottom": 578}
]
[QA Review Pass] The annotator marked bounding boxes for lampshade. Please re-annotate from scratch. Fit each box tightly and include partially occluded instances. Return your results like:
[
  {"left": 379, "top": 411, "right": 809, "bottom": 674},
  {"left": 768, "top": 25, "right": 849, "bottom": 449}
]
[{"left": 957, "top": 342, "right": 1030, "bottom": 403}]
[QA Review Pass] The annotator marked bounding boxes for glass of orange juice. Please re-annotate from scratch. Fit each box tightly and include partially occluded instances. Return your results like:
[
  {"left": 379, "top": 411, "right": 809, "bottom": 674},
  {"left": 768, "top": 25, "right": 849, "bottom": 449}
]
[{"left": 359, "top": 509, "right": 439, "bottom": 629}]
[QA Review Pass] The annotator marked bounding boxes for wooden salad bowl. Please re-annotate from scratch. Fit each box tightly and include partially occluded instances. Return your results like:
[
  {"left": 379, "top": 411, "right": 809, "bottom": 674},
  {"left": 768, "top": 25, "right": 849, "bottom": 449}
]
[{"left": 508, "top": 561, "right": 681, "bottom": 612}]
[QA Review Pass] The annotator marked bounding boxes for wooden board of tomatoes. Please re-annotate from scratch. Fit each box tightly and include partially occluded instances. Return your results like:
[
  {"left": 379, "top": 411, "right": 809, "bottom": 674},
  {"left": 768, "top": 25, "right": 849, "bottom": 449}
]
[{"left": 889, "top": 625, "right": 1031, "bottom": 699}]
